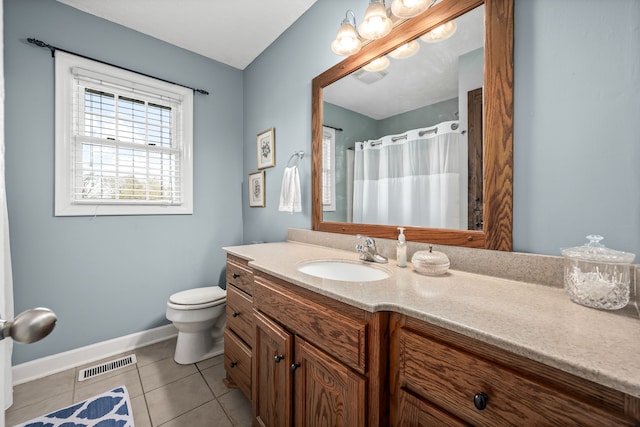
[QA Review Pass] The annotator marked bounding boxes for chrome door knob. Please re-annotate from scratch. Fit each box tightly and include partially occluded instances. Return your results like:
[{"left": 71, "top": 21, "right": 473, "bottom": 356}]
[{"left": 0, "top": 308, "right": 57, "bottom": 343}]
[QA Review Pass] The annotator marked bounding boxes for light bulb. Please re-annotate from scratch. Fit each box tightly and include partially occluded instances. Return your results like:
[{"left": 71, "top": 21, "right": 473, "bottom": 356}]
[
  {"left": 363, "top": 56, "right": 390, "bottom": 72},
  {"left": 391, "top": 0, "right": 432, "bottom": 19},
  {"left": 420, "top": 21, "right": 457, "bottom": 43},
  {"left": 358, "top": 1, "right": 392, "bottom": 40},
  {"left": 432, "top": 24, "right": 445, "bottom": 36},
  {"left": 331, "top": 20, "right": 362, "bottom": 56},
  {"left": 369, "top": 16, "right": 383, "bottom": 28},
  {"left": 388, "top": 40, "right": 420, "bottom": 59}
]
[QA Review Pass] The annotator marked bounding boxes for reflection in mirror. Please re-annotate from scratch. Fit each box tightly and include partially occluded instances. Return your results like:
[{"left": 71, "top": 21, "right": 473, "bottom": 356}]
[
  {"left": 322, "top": 6, "right": 484, "bottom": 231},
  {"left": 312, "top": 0, "right": 513, "bottom": 251}
]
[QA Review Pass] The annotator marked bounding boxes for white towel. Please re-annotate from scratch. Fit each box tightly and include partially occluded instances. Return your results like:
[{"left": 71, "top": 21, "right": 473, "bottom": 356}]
[{"left": 279, "top": 166, "right": 301, "bottom": 213}]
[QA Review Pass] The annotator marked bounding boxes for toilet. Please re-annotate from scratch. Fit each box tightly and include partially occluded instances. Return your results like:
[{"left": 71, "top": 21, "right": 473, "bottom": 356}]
[{"left": 166, "top": 286, "right": 227, "bottom": 364}]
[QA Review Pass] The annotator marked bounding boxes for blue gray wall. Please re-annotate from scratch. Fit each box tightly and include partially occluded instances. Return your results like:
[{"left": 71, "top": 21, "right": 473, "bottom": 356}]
[
  {"left": 243, "top": 0, "right": 640, "bottom": 256},
  {"left": 4, "top": 0, "right": 244, "bottom": 364},
  {"left": 376, "top": 98, "right": 459, "bottom": 138},
  {"left": 322, "top": 103, "right": 378, "bottom": 223},
  {"left": 513, "top": 0, "right": 639, "bottom": 255}
]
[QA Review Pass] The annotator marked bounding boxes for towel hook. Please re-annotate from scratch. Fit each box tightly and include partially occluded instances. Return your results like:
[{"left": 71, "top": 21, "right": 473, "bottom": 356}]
[{"left": 287, "top": 151, "right": 305, "bottom": 167}]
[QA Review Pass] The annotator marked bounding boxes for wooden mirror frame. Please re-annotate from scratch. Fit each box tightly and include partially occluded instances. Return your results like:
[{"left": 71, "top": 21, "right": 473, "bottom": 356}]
[{"left": 312, "top": 0, "right": 513, "bottom": 251}]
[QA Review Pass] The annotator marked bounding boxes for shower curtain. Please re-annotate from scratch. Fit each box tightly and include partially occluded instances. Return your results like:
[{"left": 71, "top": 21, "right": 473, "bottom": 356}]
[{"left": 352, "top": 121, "right": 461, "bottom": 228}]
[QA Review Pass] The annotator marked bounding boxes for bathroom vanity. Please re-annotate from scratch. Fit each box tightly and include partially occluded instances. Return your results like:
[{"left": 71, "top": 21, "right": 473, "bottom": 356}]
[{"left": 223, "top": 237, "right": 640, "bottom": 426}]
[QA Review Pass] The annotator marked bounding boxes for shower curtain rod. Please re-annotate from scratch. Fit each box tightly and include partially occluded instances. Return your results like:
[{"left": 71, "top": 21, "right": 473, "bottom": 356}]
[
  {"left": 371, "top": 127, "right": 438, "bottom": 146},
  {"left": 322, "top": 124, "right": 343, "bottom": 132},
  {"left": 27, "top": 38, "right": 210, "bottom": 95}
]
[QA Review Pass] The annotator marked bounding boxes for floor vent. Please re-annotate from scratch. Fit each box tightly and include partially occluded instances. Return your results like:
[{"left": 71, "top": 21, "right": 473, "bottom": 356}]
[{"left": 77, "top": 354, "right": 137, "bottom": 382}]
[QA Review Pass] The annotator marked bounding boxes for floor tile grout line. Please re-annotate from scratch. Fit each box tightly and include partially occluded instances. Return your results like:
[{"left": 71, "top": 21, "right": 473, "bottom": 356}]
[
  {"left": 134, "top": 363, "right": 153, "bottom": 426},
  {"left": 139, "top": 368, "right": 203, "bottom": 395}
]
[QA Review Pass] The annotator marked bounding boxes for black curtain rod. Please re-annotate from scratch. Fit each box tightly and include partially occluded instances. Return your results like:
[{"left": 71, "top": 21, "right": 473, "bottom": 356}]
[
  {"left": 323, "top": 124, "right": 343, "bottom": 132},
  {"left": 27, "top": 38, "right": 210, "bottom": 95}
]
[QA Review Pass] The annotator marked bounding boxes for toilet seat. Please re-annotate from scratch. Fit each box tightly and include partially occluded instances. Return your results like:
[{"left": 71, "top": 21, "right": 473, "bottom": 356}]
[{"left": 168, "top": 286, "right": 226, "bottom": 310}]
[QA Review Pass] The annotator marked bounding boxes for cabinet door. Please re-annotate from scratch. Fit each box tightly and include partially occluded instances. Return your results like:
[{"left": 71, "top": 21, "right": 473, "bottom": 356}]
[
  {"left": 253, "top": 310, "right": 293, "bottom": 427},
  {"left": 293, "top": 337, "right": 366, "bottom": 427}
]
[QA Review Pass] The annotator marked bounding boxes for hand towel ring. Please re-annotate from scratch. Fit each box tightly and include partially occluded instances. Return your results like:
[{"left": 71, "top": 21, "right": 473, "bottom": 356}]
[{"left": 287, "top": 151, "right": 305, "bottom": 167}]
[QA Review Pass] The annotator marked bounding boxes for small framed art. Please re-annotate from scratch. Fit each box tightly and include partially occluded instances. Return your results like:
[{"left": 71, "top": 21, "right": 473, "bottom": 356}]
[
  {"left": 248, "top": 171, "right": 265, "bottom": 207},
  {"left": 256, "top": 128, "right": 275, "bottom": 169}
]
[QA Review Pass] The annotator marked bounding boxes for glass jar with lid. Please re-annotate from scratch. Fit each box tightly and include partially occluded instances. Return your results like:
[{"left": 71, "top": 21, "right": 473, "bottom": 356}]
[{"left": 562, "top": 235, "right": 635, "bottom": 310}]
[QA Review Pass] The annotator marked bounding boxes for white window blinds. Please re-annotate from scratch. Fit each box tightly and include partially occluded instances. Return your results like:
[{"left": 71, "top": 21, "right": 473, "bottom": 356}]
[
  {"left": 73, "top": 79, "right": 182, "bottom": 204},
  {"left": 322, "top": 127, "right": 336, "bottom": 212}
]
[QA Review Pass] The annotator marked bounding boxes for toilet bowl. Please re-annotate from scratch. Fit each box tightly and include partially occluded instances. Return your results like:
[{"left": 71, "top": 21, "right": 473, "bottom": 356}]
[{"left": 166, "top": 286, "right": 227, "bottom": 364}]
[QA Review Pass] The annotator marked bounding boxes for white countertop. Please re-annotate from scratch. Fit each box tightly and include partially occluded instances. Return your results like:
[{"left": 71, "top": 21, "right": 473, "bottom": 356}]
[{"left": 224, "top": 241, "right": 640, "bottom": 398}]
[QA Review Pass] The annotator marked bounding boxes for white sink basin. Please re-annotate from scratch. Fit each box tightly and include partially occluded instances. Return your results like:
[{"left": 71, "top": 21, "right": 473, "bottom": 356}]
[{"left": 297, "top": 260, "right": 389, "bottom": 282}]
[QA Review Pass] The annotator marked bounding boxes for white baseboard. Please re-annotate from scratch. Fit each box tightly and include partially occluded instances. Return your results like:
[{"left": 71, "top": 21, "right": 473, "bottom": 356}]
[{"left": 12, "top": 324, "right": 178, "bottom": 386}]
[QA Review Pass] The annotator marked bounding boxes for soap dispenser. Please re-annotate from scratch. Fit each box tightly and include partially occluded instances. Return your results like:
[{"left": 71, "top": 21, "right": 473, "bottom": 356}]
[{"left": 397, "top": 227, "right": 407, "bottom": 267}]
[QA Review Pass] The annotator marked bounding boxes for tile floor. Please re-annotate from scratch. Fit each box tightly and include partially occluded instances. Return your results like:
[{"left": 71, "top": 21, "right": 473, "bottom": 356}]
[{"left": 5, "top": 338, "right": 252, "bottom": 426}]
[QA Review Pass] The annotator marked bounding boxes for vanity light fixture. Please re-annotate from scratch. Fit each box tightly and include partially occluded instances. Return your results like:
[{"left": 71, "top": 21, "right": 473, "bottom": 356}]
[
  {"left": 358, "top": 0, "right": 393, "bottom": 40},
  {"left": 390, "top": 0, "right": 436, "bottom": 19},
  {"left": 388, "top": 39, "right": 421, "bottom": 59},
  {"left": 420, "top": 21, "right": 457, "bottom": 43},
  {"left": 331, "top": 10, "right": 362, "bottom": 56},
  {"left": 363, "top": 56, "right": 390, "bottom": 72}
]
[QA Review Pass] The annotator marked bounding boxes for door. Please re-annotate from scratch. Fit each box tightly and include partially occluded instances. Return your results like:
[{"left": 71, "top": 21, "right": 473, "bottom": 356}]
[
  {"left": 1, "top": 2, "right": 11, "bottom": 419},
  {"left": 253, "top": 310, "right": 293, "bottom": 427},
  {"left": 467, "top": 87, "right": 484, "bottom": 230},
  {"left": 293, "top": 337, "right": 366, "bottom": 427},
  {"left": 0, "top": 191, "right": 11, "bottom": 422}
]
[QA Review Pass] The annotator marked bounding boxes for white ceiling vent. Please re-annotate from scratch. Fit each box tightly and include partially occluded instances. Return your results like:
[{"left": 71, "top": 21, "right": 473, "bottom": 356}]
[
  {"left": 78, "top": 354, "right": 137, "bottom": 381},
  {"left": 352, "top": 69, "right": 388, "bottom": 85}
]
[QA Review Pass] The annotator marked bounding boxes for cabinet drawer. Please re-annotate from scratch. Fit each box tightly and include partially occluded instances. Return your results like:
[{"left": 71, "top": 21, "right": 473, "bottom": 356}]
[
  {"left": 224, "top": 328, "right": 252, "bottom": 400},
  {"left": 226, "top": 256, "right": 253, "bottom": 295},
  {"left": 254, "top": 275, "right": 367, "bottom": 374},
  {"left": 396, "top": 389, "right": 469, "bottom": 426},
  {"left": 398, "top": 328, "right": 632, "bottom": 426},
  {"left": 226, "top": 284, "right": 253, "bottom": 346}
]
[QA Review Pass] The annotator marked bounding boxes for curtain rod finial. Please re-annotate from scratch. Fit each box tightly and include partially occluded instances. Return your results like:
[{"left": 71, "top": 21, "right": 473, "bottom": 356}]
[{"left": 27, "top": 38, "right": 55, "bottom": 57}]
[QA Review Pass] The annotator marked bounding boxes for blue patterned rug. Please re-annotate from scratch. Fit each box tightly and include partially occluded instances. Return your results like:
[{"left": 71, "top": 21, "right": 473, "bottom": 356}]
[{"left": 14, "top": 386, "right": 134, "bottom": 427}]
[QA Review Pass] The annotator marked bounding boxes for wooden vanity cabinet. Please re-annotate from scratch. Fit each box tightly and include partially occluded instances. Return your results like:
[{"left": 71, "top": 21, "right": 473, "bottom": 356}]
[
  {"left": 224, "top": 255, "right": 254, "bottom": 400},
  {"left": 390, "top": 313, "right": 640, "bottom": 426},
  {"left": 252, "top": 271, "right": 388, "bottom": 427}
]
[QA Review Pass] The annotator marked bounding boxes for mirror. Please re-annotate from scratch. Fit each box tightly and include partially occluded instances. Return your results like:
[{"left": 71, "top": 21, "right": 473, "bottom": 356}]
[
  {"left": 312, "top": 0, "right": 513, "bottom": 251},
  {"left": 323, "top": 5, "right": 484, "bottom": 230}
]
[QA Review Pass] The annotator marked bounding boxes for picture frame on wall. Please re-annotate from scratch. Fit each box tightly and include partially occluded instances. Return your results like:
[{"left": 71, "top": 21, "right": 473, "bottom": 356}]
[
  {"left": 248, "top": 171, "right": 265, "bottom": 207},
  {"left": 256, "top": 128, "right": 275, "bottom": 169}
]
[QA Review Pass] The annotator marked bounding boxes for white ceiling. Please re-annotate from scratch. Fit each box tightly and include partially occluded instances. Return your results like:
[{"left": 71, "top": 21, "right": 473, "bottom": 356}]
[{"left": 56, "top": 0, "right": 319, "bottom": 70}]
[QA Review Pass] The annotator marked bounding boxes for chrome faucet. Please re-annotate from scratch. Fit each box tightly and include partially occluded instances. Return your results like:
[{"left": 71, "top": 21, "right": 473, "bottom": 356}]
[{"left": 355, "top": 235, "right": 388, "bottom": 263}]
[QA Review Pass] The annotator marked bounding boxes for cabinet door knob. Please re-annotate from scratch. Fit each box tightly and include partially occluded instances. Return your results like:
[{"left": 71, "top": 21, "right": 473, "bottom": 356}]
[
  {"left": 230, "top": 361, "right": 237, "bottom": 368},
  {"left": 232, "top": 311, "right": 239, "bottom": 318},
  {"left": 291, "top": 362, "right": 301, "bottom": 371},
  {"left": 274, "top": 355, "right": 284, "bottom": 363},
  {"left": 473, "top": 392, "right": 488, "bottom": 410},
  {"left": 232, "top": 273, "right": 240, "bottom": 279}
]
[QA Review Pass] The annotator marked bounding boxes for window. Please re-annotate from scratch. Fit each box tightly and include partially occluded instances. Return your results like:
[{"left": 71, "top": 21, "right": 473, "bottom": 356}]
[
  {"left": 54, "top": 52, "right": 193, "bottom": 216},
  {"left": 322, "top": 126, "right": 336, "bottom": 212}
]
